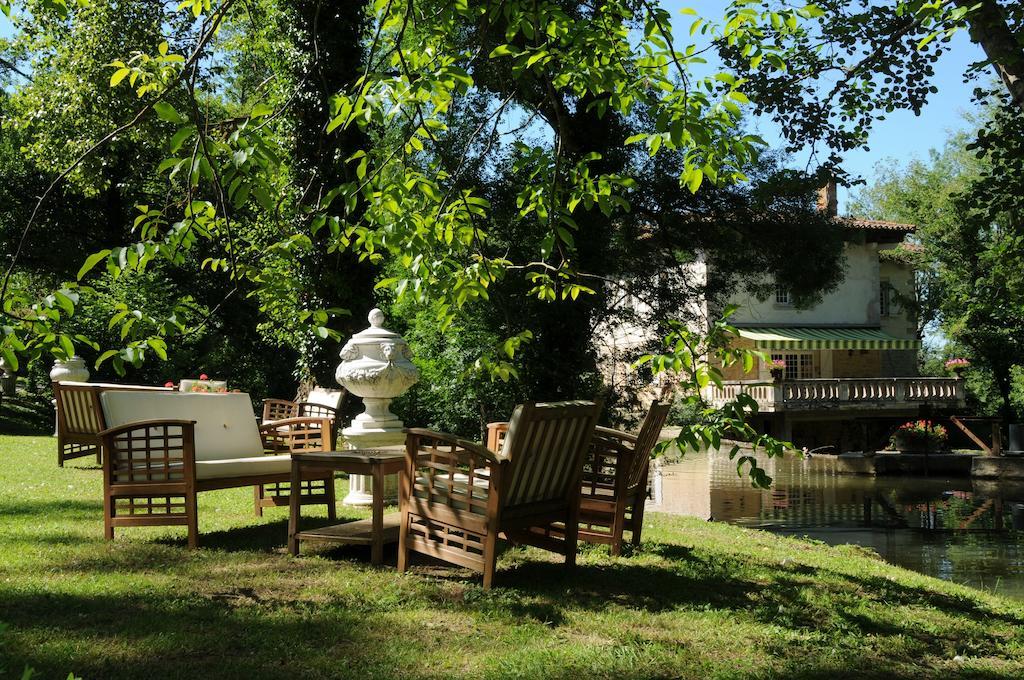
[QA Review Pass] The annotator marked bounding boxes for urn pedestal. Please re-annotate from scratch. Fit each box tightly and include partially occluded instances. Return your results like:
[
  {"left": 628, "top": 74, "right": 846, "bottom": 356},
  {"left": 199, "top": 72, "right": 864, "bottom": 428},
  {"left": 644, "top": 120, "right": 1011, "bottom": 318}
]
[
  {"left": 335, "top": 309, "right": 419, "bottom": 506},
  {"left": 50, "top": 356, "right": 90, "bottom": 436}
]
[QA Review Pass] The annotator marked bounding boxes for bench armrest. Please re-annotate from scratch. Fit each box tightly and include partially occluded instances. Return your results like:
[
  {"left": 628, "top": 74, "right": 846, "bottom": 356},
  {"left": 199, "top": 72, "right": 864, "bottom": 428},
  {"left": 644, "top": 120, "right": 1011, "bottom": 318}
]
[{"left": 99, "top": 419, "right": 197, "bottom": 485}]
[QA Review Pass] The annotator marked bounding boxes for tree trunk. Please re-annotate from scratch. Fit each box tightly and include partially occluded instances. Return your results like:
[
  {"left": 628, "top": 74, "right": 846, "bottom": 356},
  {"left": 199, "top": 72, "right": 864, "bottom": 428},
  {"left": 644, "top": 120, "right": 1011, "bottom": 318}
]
[
  {"left": 993, "top": 360, "right": 1015, "bottom": 424},
  {"left": 957, "top": 0, "right": 1024, "bottom": 107}
]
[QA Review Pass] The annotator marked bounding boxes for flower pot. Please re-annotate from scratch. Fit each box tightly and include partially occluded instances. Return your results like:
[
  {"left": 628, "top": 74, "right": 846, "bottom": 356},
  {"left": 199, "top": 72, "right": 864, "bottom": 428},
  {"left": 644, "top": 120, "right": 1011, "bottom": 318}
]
[{"left": 770, "top": 368, "right": 784, "bottom": 382}]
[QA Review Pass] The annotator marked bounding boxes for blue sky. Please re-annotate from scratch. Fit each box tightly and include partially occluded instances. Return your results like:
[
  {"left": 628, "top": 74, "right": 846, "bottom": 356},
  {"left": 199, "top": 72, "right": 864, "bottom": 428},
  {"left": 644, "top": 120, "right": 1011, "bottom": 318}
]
[{"left": 2, "top": 4, "right": 986, "bottom": 214}]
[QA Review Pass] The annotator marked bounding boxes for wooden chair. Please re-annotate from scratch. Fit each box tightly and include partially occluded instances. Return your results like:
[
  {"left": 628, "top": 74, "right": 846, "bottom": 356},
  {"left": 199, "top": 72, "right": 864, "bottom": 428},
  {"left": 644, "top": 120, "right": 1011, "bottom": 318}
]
[
  {"left": 577, "top": 401, "right": 670, "bottom": 554},
  {"left": 262, "top": 386, "right": 346, "bottom": 445},
  {"left": 99, "top": 391, "right": 336, "bottom": 548},
  {"left": 53, "top": 381, "right": 172, "bottom": 466},
  {"left": 488, "top": 401, "right": 670, "bottom": 555},
  {"left": 399, "top": 400, "right": 602, "bottom": 589}
]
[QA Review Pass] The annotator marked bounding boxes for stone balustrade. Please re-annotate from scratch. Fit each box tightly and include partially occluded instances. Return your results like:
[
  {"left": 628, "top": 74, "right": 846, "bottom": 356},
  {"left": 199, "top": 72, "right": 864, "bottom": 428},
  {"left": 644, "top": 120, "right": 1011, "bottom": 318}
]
[{"left": 703, "top": 377, "right": 964, "bottom": 412}]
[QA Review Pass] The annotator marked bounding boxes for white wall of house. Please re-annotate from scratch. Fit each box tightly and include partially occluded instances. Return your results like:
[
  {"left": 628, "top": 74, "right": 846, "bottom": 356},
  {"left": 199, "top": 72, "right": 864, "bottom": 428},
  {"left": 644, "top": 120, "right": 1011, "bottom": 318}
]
[{"left": 726, "top": 241, "right": 883, "bottom": 327}]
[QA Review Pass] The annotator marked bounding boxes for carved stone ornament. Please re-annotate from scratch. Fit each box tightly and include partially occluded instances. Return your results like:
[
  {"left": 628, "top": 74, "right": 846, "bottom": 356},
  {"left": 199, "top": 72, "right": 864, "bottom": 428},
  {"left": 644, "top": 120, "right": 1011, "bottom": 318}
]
[
  {"left": 335, "top": 308, "right": 419, "bottom": 434},
  {"left": 49, "top": 355, "right": 90, "bottom": 383}
]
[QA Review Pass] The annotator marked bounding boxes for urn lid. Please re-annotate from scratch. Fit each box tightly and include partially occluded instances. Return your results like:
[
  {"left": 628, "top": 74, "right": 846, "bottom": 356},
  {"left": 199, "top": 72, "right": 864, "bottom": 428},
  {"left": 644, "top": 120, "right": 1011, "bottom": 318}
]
[{"left": 347, "top": 308, "right": 402, "bottom": 344}]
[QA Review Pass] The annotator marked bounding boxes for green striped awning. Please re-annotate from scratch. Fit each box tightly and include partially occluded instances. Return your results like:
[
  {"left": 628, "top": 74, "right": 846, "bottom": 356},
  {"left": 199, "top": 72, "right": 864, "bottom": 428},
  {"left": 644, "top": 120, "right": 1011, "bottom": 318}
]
[{"left": 737, "top": 327, "right": 921, "bottom": 350}]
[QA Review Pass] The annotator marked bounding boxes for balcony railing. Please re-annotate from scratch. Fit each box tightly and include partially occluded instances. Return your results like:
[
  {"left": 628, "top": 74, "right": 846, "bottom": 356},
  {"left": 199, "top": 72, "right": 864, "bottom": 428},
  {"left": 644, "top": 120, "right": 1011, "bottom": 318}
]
[{"left": 703, "top": 377, "right": 964, "bottom": 412}]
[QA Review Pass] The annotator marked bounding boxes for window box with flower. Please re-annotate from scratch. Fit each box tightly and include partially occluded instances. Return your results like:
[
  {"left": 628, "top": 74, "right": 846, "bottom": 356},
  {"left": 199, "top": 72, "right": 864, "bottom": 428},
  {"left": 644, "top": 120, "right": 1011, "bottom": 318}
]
[{"left": 766, "top": 358, "right": 786, "bottom": 382}]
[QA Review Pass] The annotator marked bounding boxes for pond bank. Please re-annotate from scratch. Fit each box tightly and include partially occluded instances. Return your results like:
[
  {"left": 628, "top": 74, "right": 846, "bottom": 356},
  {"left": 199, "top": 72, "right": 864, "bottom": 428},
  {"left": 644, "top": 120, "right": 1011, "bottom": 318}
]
[
  {"left": 833, "top": 451, "right": 1024, "bottom": 478},
  {"left": 652, "top": 446, "right": 1024, "bottom": 600}
]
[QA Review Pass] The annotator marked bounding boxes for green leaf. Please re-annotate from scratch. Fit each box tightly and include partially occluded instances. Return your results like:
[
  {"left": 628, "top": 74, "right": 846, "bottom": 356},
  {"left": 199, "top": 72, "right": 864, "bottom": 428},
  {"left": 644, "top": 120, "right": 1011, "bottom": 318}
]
[
  {"left": 109, "top": 68, "right": 131, "bottom": 87},
  {"left": 250, "top": 103, "right": 274, "bottom": 118},
  {"left": 95, "top": 349, "right": 118, "bottom": 369},
  {"left": 153, "top": 101, "right": 187, "bottom": 124},
  {"left": 169, "top": 126, "right": 194, "bottom": 153},
  {"left": 0, "top": 346, "right": 18, "bottom": 372},
  {"left": 77, "top": 250, "right": 111, "bottom": 280}
]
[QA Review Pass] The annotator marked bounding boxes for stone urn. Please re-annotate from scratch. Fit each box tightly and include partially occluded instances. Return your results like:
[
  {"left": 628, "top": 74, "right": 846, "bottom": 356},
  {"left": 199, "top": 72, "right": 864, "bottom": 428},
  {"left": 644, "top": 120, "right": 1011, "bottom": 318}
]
[
  {"left": 336, "top": 308, "right": 419, "bottom": 505},
  {"left": 336, "top": 308, "right": 419, "bottom": 439},
  {"left": 0, "top": 356, "right": 15, "bottom": 397},
  {"left": 49, "top": 355, "right": 90, "bottom": 384}
]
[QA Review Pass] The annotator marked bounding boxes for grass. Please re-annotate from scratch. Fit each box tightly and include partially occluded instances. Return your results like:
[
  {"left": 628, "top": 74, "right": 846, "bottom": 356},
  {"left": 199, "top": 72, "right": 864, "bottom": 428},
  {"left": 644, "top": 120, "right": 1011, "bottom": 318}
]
[{"left": 2, "top": 434, "right": 1024, "bottom": 679}]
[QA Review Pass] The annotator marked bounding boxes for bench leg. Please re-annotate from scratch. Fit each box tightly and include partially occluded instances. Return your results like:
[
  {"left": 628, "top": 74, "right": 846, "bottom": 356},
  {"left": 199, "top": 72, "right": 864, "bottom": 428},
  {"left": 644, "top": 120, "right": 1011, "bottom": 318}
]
[
  {"left": 185, "top": 488, "right": 199, "bottom": 549},
  {"left": 253, "top": 485, "right": 265, "bottom": 517},
  {"left": 103, "top": 490, "right": 114, "bottom": 541}
]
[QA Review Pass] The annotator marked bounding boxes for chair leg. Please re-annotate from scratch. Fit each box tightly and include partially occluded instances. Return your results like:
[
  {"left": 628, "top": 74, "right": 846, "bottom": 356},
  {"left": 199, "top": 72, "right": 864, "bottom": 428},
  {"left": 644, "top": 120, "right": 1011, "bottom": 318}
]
[
  {"left": 57, "top": 438, "right": 65, "bottom": 467},
  {"left": 630, "top": 496, "right": 647, "bottom": 548},
  {"left": 253, "top": 485, "right": 264, "bottom": 517},
  {"left": 565, "top": 503, "right": 580, "bottom": 570},
  {"left": 610, "top": 499, "right": 628, "bottom": 557},
  {"left": 325, "top": 476, "right": 337, "bottom": 521},
  {"left": 482, "top": 530, "right": 499, "bottom": 590},
  {"left": 185, "top": 489, "right": 199, "bottom": 549},
  {"left": 397, "top": 510, "right": 411, "bottom": 574}
]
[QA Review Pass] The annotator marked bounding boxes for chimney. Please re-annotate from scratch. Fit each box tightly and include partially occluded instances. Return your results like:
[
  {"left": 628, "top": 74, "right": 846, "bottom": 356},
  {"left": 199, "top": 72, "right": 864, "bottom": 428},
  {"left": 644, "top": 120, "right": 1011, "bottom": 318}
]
[{"left": 817, "top": 180, "right": 838, "bottom": 217}]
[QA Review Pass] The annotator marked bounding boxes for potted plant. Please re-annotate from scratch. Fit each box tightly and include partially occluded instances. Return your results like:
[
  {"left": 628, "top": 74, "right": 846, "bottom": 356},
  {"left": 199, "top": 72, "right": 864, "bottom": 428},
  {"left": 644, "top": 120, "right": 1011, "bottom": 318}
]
[
  {"left": 178, "top": 373, "right": 229, "bottom": 393},
  {"left": 767, "top": 358, "right": 786, "bottom": 382},
  {"left": 889, "top": 420, "right": 948, "bottom": 452},
  {"left": 945, "top": 357, "right": 970, "bottom": 377}
]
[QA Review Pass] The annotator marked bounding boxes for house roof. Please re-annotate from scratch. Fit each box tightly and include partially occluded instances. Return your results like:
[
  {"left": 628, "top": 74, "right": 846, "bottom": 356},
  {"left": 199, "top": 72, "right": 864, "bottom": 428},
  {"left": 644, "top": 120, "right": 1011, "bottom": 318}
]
[{"left": 839, "top": 217, "right": 916, "bottom": 233}]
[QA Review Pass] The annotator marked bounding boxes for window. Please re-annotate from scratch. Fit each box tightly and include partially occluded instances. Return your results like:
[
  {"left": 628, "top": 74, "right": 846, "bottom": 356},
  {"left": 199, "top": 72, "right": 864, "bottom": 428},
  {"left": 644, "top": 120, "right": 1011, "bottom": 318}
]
[
  {"left": 775, "top": 285, "right": 791, "bottom": 306},
  {"left": 880, "top": 281, "right": 895, "bottom": 317},
  {"left": 771, "top": 353, "right": 816, "bottom": 380}
]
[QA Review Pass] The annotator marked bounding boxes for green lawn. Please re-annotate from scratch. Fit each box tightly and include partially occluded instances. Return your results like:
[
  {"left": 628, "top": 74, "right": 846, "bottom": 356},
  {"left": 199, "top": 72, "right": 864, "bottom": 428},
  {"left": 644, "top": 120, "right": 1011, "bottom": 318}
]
[{"left": 3, "top": 434, "right": 1024, "bottom": 679}]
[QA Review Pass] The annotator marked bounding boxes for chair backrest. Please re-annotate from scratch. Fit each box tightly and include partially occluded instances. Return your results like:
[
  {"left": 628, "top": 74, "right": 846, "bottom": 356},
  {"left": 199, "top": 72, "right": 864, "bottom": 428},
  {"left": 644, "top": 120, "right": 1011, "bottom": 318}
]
[
  {"left": 500, "top": 400, "right": 602, "bottom": 508},
  {"left": 100, "top": 391, "right": 264, "bottom": 462},
  {"left": 54, "top": 383, "right": 106, "bottom": 436},
  {"left": 54, "top": 381, "right": 173, "bottom": 436},
  {"left": 306, "top": 387, "right": 344, "bottom": 411},
  {"left": 626, "top": 401, "right": 672, "bottom": 490}
]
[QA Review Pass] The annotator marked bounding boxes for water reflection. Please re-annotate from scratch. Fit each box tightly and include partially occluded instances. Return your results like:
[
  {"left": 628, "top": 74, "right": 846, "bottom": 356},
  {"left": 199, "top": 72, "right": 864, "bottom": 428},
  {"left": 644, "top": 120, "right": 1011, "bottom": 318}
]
[{"left": 651, "top": 448, "right": 1024, "bottom": 599}]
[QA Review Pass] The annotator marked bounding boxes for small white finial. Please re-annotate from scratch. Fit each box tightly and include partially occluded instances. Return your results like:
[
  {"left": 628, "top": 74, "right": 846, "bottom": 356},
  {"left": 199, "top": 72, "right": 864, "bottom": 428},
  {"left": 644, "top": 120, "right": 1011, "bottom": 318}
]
[{"left": 368, "top": 308, "right": 385, "bottom": 328}]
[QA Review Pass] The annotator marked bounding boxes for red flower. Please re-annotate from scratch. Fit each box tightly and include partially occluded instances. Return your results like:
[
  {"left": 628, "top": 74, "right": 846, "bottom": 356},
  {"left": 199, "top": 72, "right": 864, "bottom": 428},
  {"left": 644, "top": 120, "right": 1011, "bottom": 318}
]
[
  {"left": 164, "top": 381, "right": 174, "bottom": 388},
  {"left": 199, "top": 373, "right": 209, "bottom": 380}
]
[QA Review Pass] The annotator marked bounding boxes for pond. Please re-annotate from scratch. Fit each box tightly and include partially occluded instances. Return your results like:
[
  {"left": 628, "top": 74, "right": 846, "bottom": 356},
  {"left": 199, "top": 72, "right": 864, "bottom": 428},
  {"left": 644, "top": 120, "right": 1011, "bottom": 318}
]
[{"left": 651, "top": 448, "right": 1024, "bottom": 600}]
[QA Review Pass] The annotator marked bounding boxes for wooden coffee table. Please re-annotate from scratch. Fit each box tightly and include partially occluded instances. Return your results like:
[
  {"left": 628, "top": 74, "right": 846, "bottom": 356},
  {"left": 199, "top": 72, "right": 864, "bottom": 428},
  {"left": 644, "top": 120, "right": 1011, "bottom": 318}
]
[{"left": 288, "top": 448, "right": 406, "bottom": 565}]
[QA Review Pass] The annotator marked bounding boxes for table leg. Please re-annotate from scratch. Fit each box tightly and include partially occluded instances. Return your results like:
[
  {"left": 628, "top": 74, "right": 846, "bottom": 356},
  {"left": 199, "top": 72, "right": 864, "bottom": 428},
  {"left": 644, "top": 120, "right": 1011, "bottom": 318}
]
[
  {"left": 288, "top": 461, "right": 302, "bottom": 556},
  {"left": 371, "top": 463, "right": 384, "bottom": 566}
]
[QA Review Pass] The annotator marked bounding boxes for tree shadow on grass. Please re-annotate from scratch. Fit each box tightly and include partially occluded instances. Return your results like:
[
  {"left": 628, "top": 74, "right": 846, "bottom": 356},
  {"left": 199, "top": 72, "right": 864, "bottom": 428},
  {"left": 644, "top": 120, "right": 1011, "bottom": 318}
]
[
  {"left": 11, "top": 535, "right": 1024, "bottom": 679},
  {"left": 0, "top": 498, "right": 103, "bottom": 519},
  {"left": 0, "top": 590, "right": 416, "bottom": 680}
]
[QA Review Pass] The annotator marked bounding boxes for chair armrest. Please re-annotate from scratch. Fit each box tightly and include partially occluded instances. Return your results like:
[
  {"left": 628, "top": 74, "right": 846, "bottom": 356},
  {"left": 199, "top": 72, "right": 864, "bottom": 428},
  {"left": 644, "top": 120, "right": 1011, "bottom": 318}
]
[
  {"left": 580, "top": 431, "right": 635, "bottom": 498},
  {"left": 595, "top": 425, "right": 639, "bottom": 445},
  {"left": 259, "top": 417, "right": 333, "bottom": 453},
  {"left": 296, "top": 402, "right": 338, "bottom": 420},
  {"left": 406, "top": 428, "right": 503, "bottom": 465},
  {"left": 485, "top": 422, "right": 509, "bottom": 452},
  {"left": 99, "top": 419, "right": 197, "bottom": 485},
  {"left": 404, "top": 429, "right": 504, "bottom": 516}
]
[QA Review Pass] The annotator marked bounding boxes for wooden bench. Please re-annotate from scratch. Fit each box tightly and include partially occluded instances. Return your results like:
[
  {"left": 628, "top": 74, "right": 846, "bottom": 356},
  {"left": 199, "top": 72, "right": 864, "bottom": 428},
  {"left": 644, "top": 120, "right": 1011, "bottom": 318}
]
[{"left": 99, "top": 390, "right": 335, "bottom": 548}]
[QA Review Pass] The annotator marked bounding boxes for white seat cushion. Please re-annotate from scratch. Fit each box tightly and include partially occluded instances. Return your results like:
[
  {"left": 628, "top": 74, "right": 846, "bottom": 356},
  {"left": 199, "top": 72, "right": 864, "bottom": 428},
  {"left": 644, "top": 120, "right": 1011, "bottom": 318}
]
[
  {"left": 195, "top": 455, "right": 292, "bottom": 480},
  {"left": 100, "top": 391, "right": 264, "bottom": 462}
]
